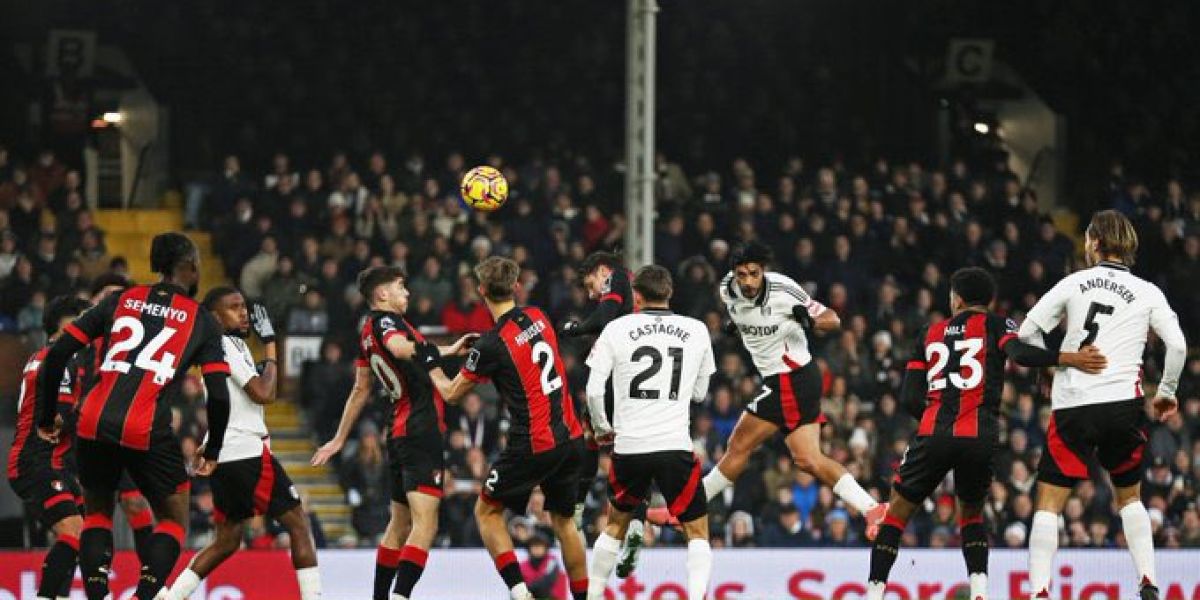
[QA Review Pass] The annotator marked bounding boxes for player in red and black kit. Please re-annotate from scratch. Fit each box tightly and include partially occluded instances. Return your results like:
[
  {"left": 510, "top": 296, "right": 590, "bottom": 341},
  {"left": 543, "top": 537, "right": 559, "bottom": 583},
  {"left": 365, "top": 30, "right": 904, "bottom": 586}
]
[
  {"left": 866, "top": 268, "right": 1107, "bottom": 600},
  {"left": 428, "top": 256, "right": 589, "bottom": 600},
  {"left": 8, "top": 295, "right": 91, "bottom": 599},
  {"left": 76, "top": 273, "right": 158, "bottom": 565},
  {"left": 36, "top": 233, "right": 234, "bottom": 600},
  {"left": 311, "top": 266, "right": 475, "bottom": 600}
]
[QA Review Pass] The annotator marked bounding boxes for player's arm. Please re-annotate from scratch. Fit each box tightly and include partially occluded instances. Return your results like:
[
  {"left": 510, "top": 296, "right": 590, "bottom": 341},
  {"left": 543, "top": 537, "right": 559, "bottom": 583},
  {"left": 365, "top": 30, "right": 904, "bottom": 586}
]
[
  {"left": 899, "top": 356, "right": 929, "bottom": 420},
  {"left": 777, "top": 276, "right": 840, "bottom": 332},
  {"left": 423, "top": 338, "right": 493, "bottom": 404},
  {"left": 427, "top": 368, "right": 477, "bottom": 405},
  {"left": 36, "top": 295, "right": 114, "bottom": 441},
  {"left": 196, "top": 320, "right": 233, "bottom": 474},
  {"left": 691, "top": 336, "right": 717, "bottom": 403},
  {"left": 1149, "top": 293, "right": 1188, "bottom": 421},
  {"left": 381, "top": 327, "right": 476, "bottom": 362},
  {"left": 584, "top": 333, "right": 615, "bottom": 438},
  {"left": 565, "top": 293, "right": 625, "bottom": 337},
  {"left": 241, "top": 302, "right": 278, "bottom": 404},
  {"left": 1018, "top": 278, "right": 1070, "bottom": 348},
  {"left": 312, "top": 365, "right": 374, "bottom": 465}
]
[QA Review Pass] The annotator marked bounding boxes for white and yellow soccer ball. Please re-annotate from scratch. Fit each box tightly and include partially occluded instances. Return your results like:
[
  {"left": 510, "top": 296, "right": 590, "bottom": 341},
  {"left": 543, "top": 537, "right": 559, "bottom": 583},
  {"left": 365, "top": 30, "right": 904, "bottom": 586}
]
[{"left": 459, "top": 165, "right": 509, "bottom": 212}]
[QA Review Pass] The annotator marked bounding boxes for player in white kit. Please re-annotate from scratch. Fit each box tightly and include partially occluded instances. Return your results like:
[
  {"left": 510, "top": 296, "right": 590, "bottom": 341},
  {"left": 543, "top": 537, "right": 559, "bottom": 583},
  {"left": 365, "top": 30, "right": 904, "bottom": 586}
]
[
  {"left": 167, "top": 287, "right": 321, "bottom": 600},
  {"left": 1019, "top": 211, "right": 1187, "bottom": 600},
  {"left": 584, "top": 266, "right": 715, "bottom": 600},
  {"left": 701, "top": 242, "right": 888, "bottom": 537}
]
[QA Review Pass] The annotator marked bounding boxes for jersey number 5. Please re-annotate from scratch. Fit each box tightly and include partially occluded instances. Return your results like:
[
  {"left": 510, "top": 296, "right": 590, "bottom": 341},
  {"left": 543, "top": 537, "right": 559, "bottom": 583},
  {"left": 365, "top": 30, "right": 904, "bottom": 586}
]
[
  {"left": 100, "top": 316, "right": 180, "bottom": 385},
  {"left": 926, "top": 338, "right": 983, "bottom": 391},
  {"left": 1081, "top": 302, "right": 1115, "bottom": 346}
]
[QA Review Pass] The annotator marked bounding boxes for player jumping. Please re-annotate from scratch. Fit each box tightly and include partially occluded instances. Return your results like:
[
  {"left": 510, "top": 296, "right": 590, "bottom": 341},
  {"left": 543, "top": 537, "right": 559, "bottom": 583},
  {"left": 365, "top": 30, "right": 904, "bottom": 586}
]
[
  {"left": 311, "top": 266, "right": 475, "bottom": 600},
  {"left": 36, "top": 232, "right": 234, "bottom": 600},
  {"left": 702, "top": 241, "right": 888, "bottom": 535},
  {"left": 167, "top": 288, "right": 321, "bottom": 600},
  {"left": 1020, "top": 211, "right": 1187, "bottom": 600},
  {"left": 427, "top": 256, "right": 589, "bottom": 600},
  {"left": 8, "top": 295, "right": 90, "bottom": 600},
  {"left": 866, "top": 267, "right": 1108, "bottom": 600},
  {"left": 583, "top": 265, "right": 716, "bottom": 600}
]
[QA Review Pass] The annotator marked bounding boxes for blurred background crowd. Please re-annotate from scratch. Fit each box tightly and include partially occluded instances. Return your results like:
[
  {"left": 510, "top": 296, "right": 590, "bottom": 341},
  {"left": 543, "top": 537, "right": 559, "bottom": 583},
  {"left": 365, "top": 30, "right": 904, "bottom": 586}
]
[{"left": 2, "top": 141, "right": 1198, "bottom": 554}]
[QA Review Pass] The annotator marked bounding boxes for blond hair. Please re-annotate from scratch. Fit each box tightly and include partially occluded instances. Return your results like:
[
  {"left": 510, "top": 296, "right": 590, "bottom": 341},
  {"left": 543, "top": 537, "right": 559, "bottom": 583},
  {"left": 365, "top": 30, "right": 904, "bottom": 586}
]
[
  {"left": 1086, "top": 210, "right": 1138, "bottom": 265},
  {"left": 474, "top": 256, "right": 520, "bottom": 301}
]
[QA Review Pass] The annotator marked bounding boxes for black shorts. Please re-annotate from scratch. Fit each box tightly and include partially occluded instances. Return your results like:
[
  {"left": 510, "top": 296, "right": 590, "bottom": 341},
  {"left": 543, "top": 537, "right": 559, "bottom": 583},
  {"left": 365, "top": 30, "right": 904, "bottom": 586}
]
[
  {"left": 746, "top": 361, "right": 825, "bottom": 433},
  {"left": 482, "top": 438, "right": 582, "bottom": 517},
  {"left": 609, "top": 451, "right": 707, "bottom": 523},
  {"left": 892, "top": 435, "right": 994, "bottom": 505},
  {"left": 388, "top": 435, "right": 445, "bottom": 504},
  {"left": 1038, "top": 399, "right": 1149, "bottom": 488},
  {"left": 9, "top": 469, "right": 82, "bottom": 528},
  {"left": 117, "top": 471, "right": 143, "bottom": 501},
  {"left": 77, "top": 437, "right": 188, "bottom": 505},
  {"left": 211, "top": 447, "right": 300, "bottom": 523}
]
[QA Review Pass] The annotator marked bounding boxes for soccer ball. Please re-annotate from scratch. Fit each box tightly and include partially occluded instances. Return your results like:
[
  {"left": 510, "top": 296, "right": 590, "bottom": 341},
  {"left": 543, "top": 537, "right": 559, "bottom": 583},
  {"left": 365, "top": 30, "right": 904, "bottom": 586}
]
[{"left": 460, "top": 165, "right": 509, "bottom": 212}]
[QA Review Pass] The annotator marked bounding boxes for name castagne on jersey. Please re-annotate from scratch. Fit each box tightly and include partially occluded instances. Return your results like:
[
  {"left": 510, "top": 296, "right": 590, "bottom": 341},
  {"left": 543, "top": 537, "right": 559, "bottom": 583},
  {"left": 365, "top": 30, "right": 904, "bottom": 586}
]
[
  {"left": 1079, "top": 276, "right": 1137, "bottom": 304},
  {"left": 628, "top": 321, "right": 694, "bottom": 343},
  {"left": 124, "top": 297, "right": 190, "bottom": 322}
]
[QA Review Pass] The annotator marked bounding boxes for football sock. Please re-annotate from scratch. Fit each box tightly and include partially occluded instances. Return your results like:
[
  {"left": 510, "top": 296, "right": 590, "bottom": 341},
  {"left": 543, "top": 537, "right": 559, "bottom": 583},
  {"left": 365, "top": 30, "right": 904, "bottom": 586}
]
[
  {"left": 702, "top": 468, "right": 732, "bottom": 501},
  {"left": 1028, "top": 511, "right": 1059, "bottom": 598},
  {"left": 296, "top": 566, "right": 322, "bottom": 600},
  {"left": 588, "top": 533, "right": 622, "bottom": 597},
  {"left": 38, "top": 534, "right": 79, "bottom": 599},
  {"left": 570, "top": 578, "right": 588, "bottom": 600},
  {"left": 128, "top": 507, "right": 155, "bottom": 566},
  {"left": 167, "top": 568, "right": 201, "bottom": 600},
  {"left": 494, "top": 550, "right": 526, "bottom": 592},
  {"left": 867, "top": 581, "right": 887, "bottom": 600},
  {"left": 1120, "top": 502, "right": 1157, "bottom": 587},
  {"left": 392, "top": 545, "right": 427, "bottom": 599},
  {"left": 686, "top": 538, "right": 712, "bottom": 600},
  {"left": 135, "top": 522, "right": 184, "bottom": 600},
  {"left": 80, "top": 514, "right": 114, "bottom": 600},
  {"left": 374, "top": 546, "right": 402, "bottom": 600},
  {"left": 970, "top": 573, "right": 989, "bottom": 600},
  {"left": 961, "top": 516, "right": 989, "bottom": 576},
  {"left": 833, "top": 473, "right": 878, "bottom": 512},
  {"left": 869, "top": 518, "right": 904, "bottom": 586}
]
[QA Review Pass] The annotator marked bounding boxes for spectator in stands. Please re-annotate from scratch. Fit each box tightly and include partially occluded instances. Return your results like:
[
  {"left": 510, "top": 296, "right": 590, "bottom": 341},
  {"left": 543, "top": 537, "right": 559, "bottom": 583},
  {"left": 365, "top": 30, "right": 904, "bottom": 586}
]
[
  {"left": 440, "top": 274, "right": 491, "bottom": 334},
  {"left": 287, "top": 288, "right": 330, "bottom": 335},
  {"left": 341, "top": 423, "right": 391, "bottom": 543},
  {"left": 240, "top": 235, "right": 280, "bottom": 299}
]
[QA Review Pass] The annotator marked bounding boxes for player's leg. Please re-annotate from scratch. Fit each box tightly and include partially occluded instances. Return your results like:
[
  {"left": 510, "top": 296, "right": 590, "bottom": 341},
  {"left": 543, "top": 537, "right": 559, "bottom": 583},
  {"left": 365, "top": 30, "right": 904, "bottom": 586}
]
[
  {"left": 375, "top": 501, "right": 411, "bottom": 600},
  {"left": 475, "top": 496, "right": 532, "bottom": 600},
  {"left": 276, "top": 505, "right": 322, "bottom": 600},
  {"left": 703, "top": 411, "right": 777, "bottom": 500},
  {"left": 1114, "top": 482, "right": 1158, "bottom": 600},
  {"left": 1097, "top": 400, "right": 1157, "bottom": 599},
  {"left": 575, "top": 422, "right": 600, "bottom": 529},
  {"left": 168, "top": 517, "right": 243, "bottom": 600},
  {"left": 1029, "top": 410, "right": 1090, "bottom": 599},
  {"left": 590, "top": 452, "right": 649, "bottom": 598},
  {"left": 954, "top": 440, "right": 995, "bottom": 600},
  {"left": 542, "top": 441, "right": 589, "bottom": 600},
  {"left": 1029, "top": 482, "right": 1072, "bottom": 598},
  {"left": 75, "top": 439, "right": 123, "bottom": 600},
  {"left": 658, "top": 452, "right": 711, "bottom": 600},
  {"left": 170, "top": 454, "right": 254, "bottom": 599},
  {"left": 589, "top": 508, "right": 634, "bottom": 599},
  {"left": 127, "top": 441, "right": 192, "bottom": 600},
  {"left": 475, "top": 449, "right": 538, "bottom": 600},
  {"left": 117, "top": 472, "right": 154, "bottom": 565},
  {"left": 867, "top": 492, "right": 918, "bottom": 600},
  {"left": 868, "top": 436, "right": 942, "bottom": 600},
  {"left": 393, "top": 490, "right": 440, "bottom": 600},
  {"left": 38, "top": 495, "right": 83, "bottom": 600},
  {"left": 680, "top": 516, "right": 712, "bottom": 600}
]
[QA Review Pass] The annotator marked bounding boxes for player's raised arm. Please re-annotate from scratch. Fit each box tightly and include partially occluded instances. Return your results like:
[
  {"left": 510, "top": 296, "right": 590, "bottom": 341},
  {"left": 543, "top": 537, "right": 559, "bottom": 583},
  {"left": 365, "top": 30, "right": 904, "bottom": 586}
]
[
  {"left": 1148, "top": 289, "right": 1187, "bottom": 420},
  {"left": 312, "top": 365, "right": 373, "bottom": 465},
  {"left": 775, "top": 274, "right": 840, "bottom": 333},
  {"left": 239, "top": 303, "right": 279, "bottom": 405},
  {"left": 424, "top": 339, "right": 488, "bottom": 404}
]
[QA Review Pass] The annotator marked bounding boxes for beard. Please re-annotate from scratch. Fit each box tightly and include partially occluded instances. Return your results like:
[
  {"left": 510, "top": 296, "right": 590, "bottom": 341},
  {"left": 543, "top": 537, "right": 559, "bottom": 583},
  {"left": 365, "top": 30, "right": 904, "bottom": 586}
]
[{"left": 230, "top": 326, "right": 250, "bottom": 338}]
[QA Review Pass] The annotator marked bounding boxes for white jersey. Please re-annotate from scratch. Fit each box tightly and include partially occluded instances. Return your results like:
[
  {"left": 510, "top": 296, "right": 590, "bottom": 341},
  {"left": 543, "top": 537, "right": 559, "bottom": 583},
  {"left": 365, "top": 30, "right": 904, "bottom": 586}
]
[
  {"left": 585, "top": 309, "right": 715, "bottom": 455},
  {"left": 1024, "top": 261, "right": 1187, "bottom": 410},
  {"left": 206, "top": 336, "right": 270, "bottom": 462},
  {"left": 720, "top": 271, "right": 826, "bottom": 376}
]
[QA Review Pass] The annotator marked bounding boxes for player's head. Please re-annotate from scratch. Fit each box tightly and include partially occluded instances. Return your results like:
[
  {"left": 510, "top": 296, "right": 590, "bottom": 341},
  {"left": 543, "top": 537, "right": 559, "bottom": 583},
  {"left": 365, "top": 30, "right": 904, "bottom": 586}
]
[
  {"left": 357, "top": 266, "right": 409, "bottom": 314},
  {"left": 150, "top": 232, "right": 200, "bottom": 296},
  {"left": 579, "top": 251, "right": 622, "bottom": 300},
  {"left": 1085, "top": 210, "right": 1138, "bottom": 266},
  {"left": 731, "top": 241, "right": 772, "bottom": 300},
  {"left": 949, "top": 267, "right": 996, "bottom": 312},
  {"left": 203, "top": 285, "right": 248, "bottom": 335},
  {"left": 89, "top": 272, "right": 130, "bottom": 304},
  {"left": 632, "top": 265, "right": 673, "bottom": 309},
  {"left": 474, "top": 256, "right": 520, "bottom": 304},
  {"left": 43, "top": 295, "right": 91, "bottom": 338}
]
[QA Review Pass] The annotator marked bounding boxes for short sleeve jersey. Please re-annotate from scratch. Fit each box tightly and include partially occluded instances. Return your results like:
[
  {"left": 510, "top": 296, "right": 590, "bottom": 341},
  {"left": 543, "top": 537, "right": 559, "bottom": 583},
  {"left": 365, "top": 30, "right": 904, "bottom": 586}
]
[
  {"left": 719, "top": 271, "right": 826, "bottom": 376},
  {"left": 207, "top": 335, "right": 270, "bottom": 462},
  {"left": 356, "top": 310, "right": 446, "bottom": 439}
]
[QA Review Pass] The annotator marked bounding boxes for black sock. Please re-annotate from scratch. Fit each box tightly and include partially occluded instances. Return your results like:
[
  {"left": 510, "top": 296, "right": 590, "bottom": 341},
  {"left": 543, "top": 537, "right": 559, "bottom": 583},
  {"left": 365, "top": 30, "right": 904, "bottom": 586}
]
[
  {"left": 392, "top": 545, "right": 428, "bottom": 598},
  {"left": 961, "top": 522, "right": 989, "bottom": 576},
  {"left": 632, "top": 501, "right": 648, "bottom": 522},
  {"left": 79, "top": 527, "right": 114, "bottom": 600},
  {"left": 134, "top": 528, "right": 182, "bottom": 600},
  {"left": 39, "top": 535, "right": 79, "bottom": 598},
  {"left": 494, "top": 551, "right": 525, "bottom": 590},
  {"left": 375, "top": 546, "right": 401, "bottom": 600},
  {"left": 869, "top": 524, "right": 903, "bottom": 584},
  {"left": 132, "top": 525, "right": 154, "bottom": 566}
]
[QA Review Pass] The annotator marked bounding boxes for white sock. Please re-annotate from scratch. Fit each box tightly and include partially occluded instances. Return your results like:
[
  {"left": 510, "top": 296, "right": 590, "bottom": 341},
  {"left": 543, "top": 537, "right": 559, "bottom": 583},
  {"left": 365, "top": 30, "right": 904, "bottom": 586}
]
[
  {"left": 703, "top": 468, "right": 733, "bottom": 501},
  {"left": 1028, "top": 511, "right": 1059, "bottom": 597},
  {"left": 866, "top": 581, "right": 886, "bottom": 600},
  {"left": 969, "top": 573, "right": 988, "bottom": 599},
  {"left": 390, "top": 596, "right": 407, "bottom": 600},
  {"left": 1120, "top": 502, "right": 1157, "bottom": 587},
  {"left": 510, "top": 582, "right": 532, "bottom": 600},
  {"left": 589, "top": 533, "right": 622, "bottom": 599},
  {"left": 832, "top": 473, "right": 878, "bottom": 512},
  {"left": 686, "top": 539, "right": 712, "bottom": 600},
  {"left": 168, "top": 568, "right": 202, "bottom": 600},
  {"left": 296, "top": 566, "right": 322, "bottom": 600}
]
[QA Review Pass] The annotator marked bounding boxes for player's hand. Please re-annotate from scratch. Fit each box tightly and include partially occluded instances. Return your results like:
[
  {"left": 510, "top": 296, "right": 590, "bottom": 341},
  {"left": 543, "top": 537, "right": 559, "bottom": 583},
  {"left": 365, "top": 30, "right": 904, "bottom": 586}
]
[
  {"left": 559, "top": 320, "right": 581, "bottom": 337},
  {"left": 1061, "top": 345, "right": 1107, "bottom": 374},
  {"left": 249, "top": 302, "right": 276, "bottom": 344},
  {"left": 1151, "top": 395, "right": 1178, "bottom": 422},
  {"left": 447, "top": 333, "right": 480, "bottom": 356},
  {"left": 722, "top": 319, "right": 739, "bottom": 337},
  {"left": 414, "top": 341, "right": 442, "bottom": 372},
  {"left": 790, "top": 305, "right": 815, "bottom": 330},
  {"left": 312, "top": 438, "right": 344, "bottom": 466},
  {"left": 592, "top": 424, "right": 615, "bottom": 445},
  {"left": 193, "top": 455, "right": 217, "bottom": 477},
  {"left": 36, "top": 415, "right": 63, "bottom": 444}
]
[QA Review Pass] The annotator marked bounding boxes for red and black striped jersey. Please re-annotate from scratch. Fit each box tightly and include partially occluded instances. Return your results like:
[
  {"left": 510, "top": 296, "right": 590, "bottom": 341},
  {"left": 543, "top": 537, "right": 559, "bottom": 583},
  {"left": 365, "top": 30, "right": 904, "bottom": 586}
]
[
  {"left": 907, "top": 310, "right": 1018, "bottom": 440},
  {"left": 356, "top": 310, "right": 446, "bottom": 439},
  {"left": 7, "top": 347, "right": 78, "bottom": 479},
  {"left": 62, "top": 283, "right": 229, "bottom": 450},
  {"left": 461, "top": 306, "right": 582, "bottom": 454}
]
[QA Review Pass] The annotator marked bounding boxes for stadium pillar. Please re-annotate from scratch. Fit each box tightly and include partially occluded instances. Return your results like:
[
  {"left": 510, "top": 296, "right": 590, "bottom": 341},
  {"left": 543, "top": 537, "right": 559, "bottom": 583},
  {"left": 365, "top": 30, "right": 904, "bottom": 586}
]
[{"left": 624, "top": 0, "right": 657, "bottom": 269}]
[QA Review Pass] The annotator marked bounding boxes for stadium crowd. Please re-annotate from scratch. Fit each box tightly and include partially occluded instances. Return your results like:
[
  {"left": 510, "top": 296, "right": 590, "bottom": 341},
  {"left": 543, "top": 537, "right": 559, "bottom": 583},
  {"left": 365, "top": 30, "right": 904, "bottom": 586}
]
[{"left": 2, "top": 143, "right": 1200, "bottom": 554}]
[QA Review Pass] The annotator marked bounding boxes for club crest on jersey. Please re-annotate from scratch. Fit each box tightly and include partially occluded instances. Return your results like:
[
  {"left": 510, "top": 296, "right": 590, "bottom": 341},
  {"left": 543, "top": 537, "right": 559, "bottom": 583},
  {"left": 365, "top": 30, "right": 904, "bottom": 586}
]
[
  {"left": 50, "top": 480, "right": 64, "bottom": 492},
  {"left": 289, "top": 485, "right": 300, "bottom": 500},
  {"left": 380, "top": 316, "right": 395, "bottom": 329},
  {"left": 433, "top": 471, "right": 443, "bottom": 485},
  {"left": 465, "top": 348, "right": 481, "bottom": 371}
]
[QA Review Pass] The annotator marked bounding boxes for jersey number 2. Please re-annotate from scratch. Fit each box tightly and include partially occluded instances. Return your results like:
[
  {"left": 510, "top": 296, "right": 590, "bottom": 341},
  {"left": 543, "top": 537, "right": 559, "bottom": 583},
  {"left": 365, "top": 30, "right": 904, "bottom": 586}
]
[
  {"left": 926, "top": 338, "right": 983, "bottom": 391},
  {"left": 532, "top": 340, "right": 563, "bottom": 395},
  {"left": 100, "top": 316, "right": 180, "bottom": 385}
]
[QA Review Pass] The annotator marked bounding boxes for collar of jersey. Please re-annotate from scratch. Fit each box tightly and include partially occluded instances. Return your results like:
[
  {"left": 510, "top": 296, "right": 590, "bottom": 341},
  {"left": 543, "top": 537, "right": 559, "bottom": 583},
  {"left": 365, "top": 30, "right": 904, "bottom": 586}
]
[
  {"left": 1096, "top": 260, "right": 1130, "bottom": 272},
  {"left": 641, "top": 308, "right": 673, "bottom": 315}
]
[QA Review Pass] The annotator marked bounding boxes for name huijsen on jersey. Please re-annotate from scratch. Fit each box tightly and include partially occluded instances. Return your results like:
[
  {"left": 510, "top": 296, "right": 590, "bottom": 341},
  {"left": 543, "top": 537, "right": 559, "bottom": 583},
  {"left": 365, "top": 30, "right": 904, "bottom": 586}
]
[
  {"left": 628, "top": 322, "right": 693, "bottom": 343},
  {"left": 1078, "top": 277, "right": 1137, "bottom": 304},
  {"left": 513, "top": 320, "right": 546, "bottom": 346},
  {"left": 123, "top": 298, "right": 190, "bottom": 323}
]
